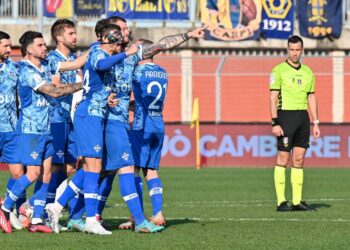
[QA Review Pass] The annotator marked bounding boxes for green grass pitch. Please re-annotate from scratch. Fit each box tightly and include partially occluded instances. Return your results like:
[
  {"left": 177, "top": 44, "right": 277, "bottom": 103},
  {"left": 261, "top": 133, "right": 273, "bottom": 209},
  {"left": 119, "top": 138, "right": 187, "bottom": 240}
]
[{"left": 1, "top": 168, "right": 350, "bottom": 249}]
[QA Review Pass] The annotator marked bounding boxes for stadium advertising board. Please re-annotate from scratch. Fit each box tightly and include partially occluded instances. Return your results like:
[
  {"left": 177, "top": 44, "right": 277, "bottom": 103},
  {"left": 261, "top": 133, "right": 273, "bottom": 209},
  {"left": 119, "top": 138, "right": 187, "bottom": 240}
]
[
  {"left": 298, "top": 0, "right": 342, "bottom": 39},
  {"left": 43, "top": 0, "right": 73, "bottom": 17},
  {"left": 160, "top": 124, "right": 350, "bottom": 168},
  {"left": 107, "top": 0, "right": 189, "bottom": 20},
  {"left": 199, "top": 0, "right": 262, "bottom": 41},
  {"left": 261, "top": 0, "right": 294, "bottom": 39},
  {"left": 75, "top": 0, "right": 105, "bottom": 16}
]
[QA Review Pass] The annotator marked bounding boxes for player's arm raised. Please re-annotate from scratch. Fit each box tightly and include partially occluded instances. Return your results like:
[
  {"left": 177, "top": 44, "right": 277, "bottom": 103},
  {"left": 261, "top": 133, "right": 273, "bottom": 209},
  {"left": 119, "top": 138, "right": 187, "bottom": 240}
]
[
  {"left": 58, "top": 49, "right": 90, "bottom": 71},
  {"left": 37, "top": 81, "right": 83, "bottom": 98},
  {"left": 141, "top": 26, "right": 207, "bottom": 59}
]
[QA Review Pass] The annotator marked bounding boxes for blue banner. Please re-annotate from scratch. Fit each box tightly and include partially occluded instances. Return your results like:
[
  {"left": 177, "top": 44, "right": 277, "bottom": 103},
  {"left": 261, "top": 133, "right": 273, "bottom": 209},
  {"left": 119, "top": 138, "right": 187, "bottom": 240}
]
[
  {"left": 261, "top": 0, "right": 294, "bottom": 39},
  {"left": 298, "top": 0, "right": 342, "bottom": 39},
  {"left": 107, "top": 0, "right": 189, "bottom": 20},
  {"left": 75, "top": 0, "right": 105, "bottom": 16},
  {"left": 200, "top": 0, "right": 262, "bottom": 41}
]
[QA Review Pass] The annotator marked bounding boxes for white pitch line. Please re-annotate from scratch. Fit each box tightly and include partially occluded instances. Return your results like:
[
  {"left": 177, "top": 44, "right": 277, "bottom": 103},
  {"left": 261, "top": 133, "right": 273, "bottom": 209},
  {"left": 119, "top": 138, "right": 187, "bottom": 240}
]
[
  {"left": 109, "top": 198, "right": 350, "bottom": 208},
  {"left": 110, "top": 216, "right": 350, "bottom": 223}
]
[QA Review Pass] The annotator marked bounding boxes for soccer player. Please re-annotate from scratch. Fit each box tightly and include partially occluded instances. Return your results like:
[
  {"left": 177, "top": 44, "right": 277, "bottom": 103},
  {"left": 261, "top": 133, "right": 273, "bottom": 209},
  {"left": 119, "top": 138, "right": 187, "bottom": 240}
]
[
  {"left": 270, "top": 35, "right": 320, "bottom": 212},
  {"left": 0, "top": 31, "right": 24, "bottom": 230},
  {"left": 46, "top": 23, "right": 138, "bottom": 235},
  {"left": 103, "top": 17, "right": 205, "bottom": 232},
  {"left": 46, "top": 19, "right": 85, "bottom": 231},
  {"left": 130, "top": 39, "right": 168, "bottom": 227},
  {"left": 0, "top": 31, "right": 84, "bottom": 234}
]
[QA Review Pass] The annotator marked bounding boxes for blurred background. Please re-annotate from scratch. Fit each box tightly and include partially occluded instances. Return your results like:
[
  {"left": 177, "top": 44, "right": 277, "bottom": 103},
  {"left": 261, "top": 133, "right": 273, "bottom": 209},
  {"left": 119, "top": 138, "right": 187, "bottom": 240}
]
[{"left": 1, "top": 0, "right": 349, "bottom": 167}]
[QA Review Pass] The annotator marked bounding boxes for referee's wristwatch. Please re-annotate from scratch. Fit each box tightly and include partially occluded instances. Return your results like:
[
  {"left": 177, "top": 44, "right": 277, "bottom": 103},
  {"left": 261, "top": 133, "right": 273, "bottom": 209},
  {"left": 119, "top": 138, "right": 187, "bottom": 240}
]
[{"left": 313, "top": 120, "right": 320, "bottom": 125}]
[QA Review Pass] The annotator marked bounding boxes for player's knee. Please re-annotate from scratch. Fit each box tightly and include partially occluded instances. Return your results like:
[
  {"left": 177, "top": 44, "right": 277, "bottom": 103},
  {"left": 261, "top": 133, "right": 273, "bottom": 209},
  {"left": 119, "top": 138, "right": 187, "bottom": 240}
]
[{"left": 292, "top": 156, "right": 304, "bottom": 167}]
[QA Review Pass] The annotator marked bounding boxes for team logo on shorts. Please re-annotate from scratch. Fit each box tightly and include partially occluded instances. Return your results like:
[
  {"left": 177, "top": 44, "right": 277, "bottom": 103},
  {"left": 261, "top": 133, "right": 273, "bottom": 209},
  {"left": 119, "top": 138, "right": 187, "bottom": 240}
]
[
  {"left": 30, "top": 151, "right": 39, "bottom": 160},
  {"left": 93, "top": 144, "right": 102, "bottom": 153},
  {"left": 56, "top": 150, "right": 64, "bottom": 159},
  {"left": 122, "top": 152, "right": 129, "bottom": 161},
  {"left": 283, "top": 137, "right": 289, "bottom": 148}
]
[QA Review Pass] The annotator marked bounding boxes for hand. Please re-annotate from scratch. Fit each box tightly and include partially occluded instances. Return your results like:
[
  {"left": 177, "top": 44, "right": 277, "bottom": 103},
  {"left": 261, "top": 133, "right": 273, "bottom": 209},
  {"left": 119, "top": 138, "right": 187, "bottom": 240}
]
[
  {"left": 51, "top": 75, "right": 61, "bottom": 87},
  {"left": 188, "top": 26, "right": 208, "bottom": 39},
  {"left": 313, "top": 124, "right": 320, "bottom": 139},
  {"left": 107, "top": 93, "right": 119, "bottom": 108},
  {"left": 126, "top": 44, "right": 138, "bottom": 56},
  {"left": 272, "top": 125, "right": 284, "bottom": 137}
]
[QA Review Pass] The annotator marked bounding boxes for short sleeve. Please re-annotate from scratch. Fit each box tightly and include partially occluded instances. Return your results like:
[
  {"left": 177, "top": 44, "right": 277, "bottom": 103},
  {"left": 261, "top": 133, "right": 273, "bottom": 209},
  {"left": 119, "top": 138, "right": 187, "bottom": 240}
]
[
  {"left": 308, "top": 73, "right": 315, "bottom": 93},
  {"left": 30, "top": 73, "right": 47, "bottom": 91},
  {"left": 269, "top": 68, "right": 281, "bottom": 91},
  {"left": 91, "top": 50, "right": 107, "bottom": 70}
]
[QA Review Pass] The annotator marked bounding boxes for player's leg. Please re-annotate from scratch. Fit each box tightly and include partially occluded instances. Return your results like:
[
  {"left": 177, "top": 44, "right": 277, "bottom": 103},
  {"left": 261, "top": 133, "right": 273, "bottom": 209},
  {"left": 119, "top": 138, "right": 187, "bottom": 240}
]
[
  {"left": 290, "top": 111, "right": 315, "bottom": 211},
  {"left": 6, "top": 164, "right": 24, "bottom": 230},
  {"left": 96, "top": 170, "right": 116, "bottom": 227},
  {"left": 28, "top": 156, "right": 53, "bottom": 233},
  {"left": 144, "top": 132, "right": 165, "bottom": 226}
]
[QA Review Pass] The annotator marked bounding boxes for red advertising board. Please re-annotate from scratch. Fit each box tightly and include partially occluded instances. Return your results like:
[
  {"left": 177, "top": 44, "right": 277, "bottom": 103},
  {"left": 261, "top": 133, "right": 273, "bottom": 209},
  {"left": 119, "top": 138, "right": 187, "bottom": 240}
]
[
  {"left": 0, "top": 124, "right": 348, "bottom": 170},
  {"left": 160, "top": 124, "right": 350, "bottom": 168}
]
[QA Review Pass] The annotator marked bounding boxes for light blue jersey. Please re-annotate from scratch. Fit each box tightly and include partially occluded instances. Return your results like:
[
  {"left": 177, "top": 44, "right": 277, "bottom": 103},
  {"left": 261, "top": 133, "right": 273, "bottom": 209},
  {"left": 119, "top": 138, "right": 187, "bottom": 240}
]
[
  {"left": 76, "top": 45, "right": 112, "bottom": 118},
  {"left": 47, "top": 49, "right": 77, "bottom": 123},
  {"left": 105, "top": 54, "right": 140, "bottom": 123},
  {"left": 0, "top": 59, "right": 18, "bottom": 132},
  {"left": 17, "top": 60, "right": 52, "bottom": 135},
  {"left": 132, "top": 63, "right": 168, "bottom": 133}
]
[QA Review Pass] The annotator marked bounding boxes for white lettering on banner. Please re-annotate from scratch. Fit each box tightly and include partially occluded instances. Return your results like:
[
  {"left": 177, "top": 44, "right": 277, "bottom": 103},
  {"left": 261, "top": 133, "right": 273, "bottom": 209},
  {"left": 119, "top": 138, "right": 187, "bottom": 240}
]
[
  {"left": 162, "top": 131, "right": 341, "bottom": 159},
  {"left": 259, "top": 136, "right": 277, "bottom": 157},
  {"left": 200, "top": 135, "right": 217, "bottom": 157},
  {"left": 306, "top": 136, "right": 340, "bottom": 158},
  {"left": 162, "top": 129, "right": 191, "bottom": 157}
]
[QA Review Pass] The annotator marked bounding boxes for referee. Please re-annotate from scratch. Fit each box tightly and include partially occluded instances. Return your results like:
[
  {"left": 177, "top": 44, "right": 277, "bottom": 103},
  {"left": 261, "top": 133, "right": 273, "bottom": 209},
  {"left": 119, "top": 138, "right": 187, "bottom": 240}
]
[{"left": 269, "top": 35, "right": 320, "bottom": 212}]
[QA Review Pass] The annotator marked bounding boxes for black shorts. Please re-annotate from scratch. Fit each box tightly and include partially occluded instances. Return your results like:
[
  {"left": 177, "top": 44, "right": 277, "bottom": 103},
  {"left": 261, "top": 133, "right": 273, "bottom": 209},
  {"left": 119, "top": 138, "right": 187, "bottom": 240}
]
[{"left": 277, "top": 110, "right": 310, "bottom": 152}]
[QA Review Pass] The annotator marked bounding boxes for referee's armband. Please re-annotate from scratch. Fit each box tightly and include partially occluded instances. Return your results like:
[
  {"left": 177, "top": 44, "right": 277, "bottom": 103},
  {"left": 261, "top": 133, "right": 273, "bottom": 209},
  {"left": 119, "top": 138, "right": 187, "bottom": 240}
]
[{"left": 271, "top": 118, "right": 280, "bottom": 127}]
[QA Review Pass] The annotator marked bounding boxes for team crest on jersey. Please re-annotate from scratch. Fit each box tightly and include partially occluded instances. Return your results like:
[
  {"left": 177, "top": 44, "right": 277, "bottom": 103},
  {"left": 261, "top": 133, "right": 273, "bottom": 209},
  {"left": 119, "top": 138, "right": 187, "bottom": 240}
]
[
  {"left": 93, "top": 144, "right": 102, "bottom": 153},
  {"left": 30, "top": 151, "right": 39, "bottom": 160},
  {"left": 121, "top": 152, "right": 129, "bottom": 161},
  {"left": 56, "top": 150, "right": 65, "bottom": 159}
]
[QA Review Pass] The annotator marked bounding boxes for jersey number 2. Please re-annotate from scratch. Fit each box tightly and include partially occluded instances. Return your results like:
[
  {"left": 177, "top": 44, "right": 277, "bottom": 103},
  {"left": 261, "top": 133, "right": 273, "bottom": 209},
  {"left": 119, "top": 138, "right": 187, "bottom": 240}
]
[{"left": 147, "top": 81, "right": 167, "bottom": 110}]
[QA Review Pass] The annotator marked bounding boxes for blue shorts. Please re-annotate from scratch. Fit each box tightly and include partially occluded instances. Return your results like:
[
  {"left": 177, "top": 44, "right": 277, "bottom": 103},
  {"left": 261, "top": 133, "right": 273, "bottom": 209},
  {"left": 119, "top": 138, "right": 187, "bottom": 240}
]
[
  {"left": 0, "top": 131, "right": 20, "bottom": 164},
  {"left": 74, "top": 114, "right": 104, "bottom": 158},
  {"left": 103, "top": 120, "right": 134, "bottom": 171},
  {"left": 51, "top": 122, "right": 77, "bottom": 164},
  {"left": 18, "top": 133, "right": 54, "bottom": 166},
  {"left": 130, "top": 130, "right": 164, "bottom": 170}
]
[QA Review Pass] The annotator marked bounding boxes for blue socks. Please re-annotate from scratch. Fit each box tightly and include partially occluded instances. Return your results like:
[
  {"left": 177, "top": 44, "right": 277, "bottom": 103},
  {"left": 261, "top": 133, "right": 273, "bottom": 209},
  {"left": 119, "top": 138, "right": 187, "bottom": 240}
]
[
  {"left": 147, "top": 178, "right": 163, "bottom": 216},
  {"left": 32, "top": 182, "right": 49, "bottom": 220},
  {"left": 29, "top": 181, "right": 43, "bottom": 207},
  {"left": 57, "top": 168, "right": 85, "bottom": 208},
  {"left": 135, "top": 176, "right": 144, "bottom": 211},
  {"left": 119, "top": 173, "right": 145, "bottom": 226},
  {"left": 3, "top": 175, "right": 32, "bottom": 211},
  {"left": 69, "top": 193, "right": 85, "bottom": 220},
  {"left": 47, "top": 173, "right": 59, "bottom": 204},
  {"left": 96, "top": 174, "right": 115, "bottom": 216},
  {"left": 84, "top": 171, "right": 99, "bottom": 218}
]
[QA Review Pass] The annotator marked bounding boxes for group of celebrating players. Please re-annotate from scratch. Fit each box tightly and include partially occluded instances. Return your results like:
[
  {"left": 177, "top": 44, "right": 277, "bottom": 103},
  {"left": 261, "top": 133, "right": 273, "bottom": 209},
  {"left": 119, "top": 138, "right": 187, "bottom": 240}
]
[{"left": 0, "top": 16, "right": 205, "bottom": 235}]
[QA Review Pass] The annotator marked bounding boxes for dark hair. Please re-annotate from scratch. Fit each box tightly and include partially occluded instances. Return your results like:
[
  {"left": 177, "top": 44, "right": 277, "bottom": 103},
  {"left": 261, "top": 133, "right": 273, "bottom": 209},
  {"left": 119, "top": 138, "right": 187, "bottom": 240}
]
[
  {"left": 108, "top": 16, "right": 127, "bottom": 24},
  {"left": 51, "top": 19, "right": 75, "bottom": 43},
  {"left": 0, "top": 31, "right": 10, "bottom": 42},
  {"left": 288, "top": 35, "right": 303, "bottom": 47},
  {"left": 95, "top": 19, "right": 110, "bottom": 39},
  {"left": 19, "top": 31, "right": 43, "bottom": 57},
  {"left": 100, "top": 24, "right": 123, "bottom": 45}
]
